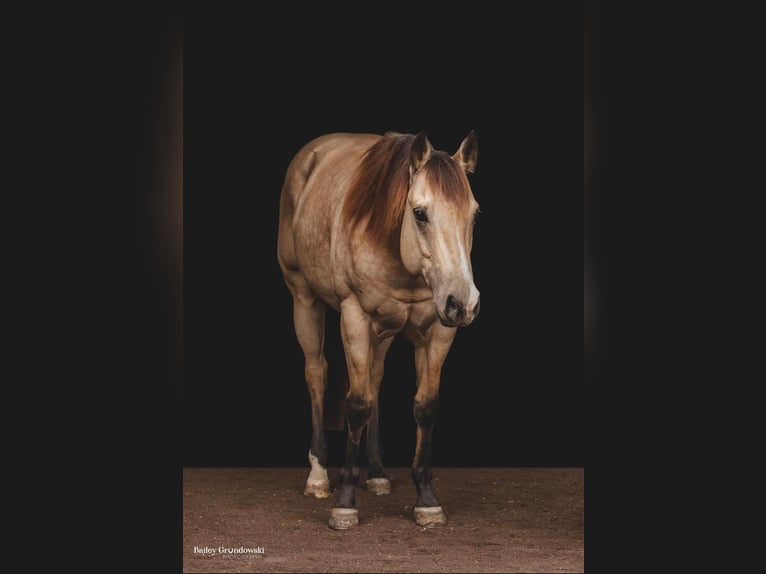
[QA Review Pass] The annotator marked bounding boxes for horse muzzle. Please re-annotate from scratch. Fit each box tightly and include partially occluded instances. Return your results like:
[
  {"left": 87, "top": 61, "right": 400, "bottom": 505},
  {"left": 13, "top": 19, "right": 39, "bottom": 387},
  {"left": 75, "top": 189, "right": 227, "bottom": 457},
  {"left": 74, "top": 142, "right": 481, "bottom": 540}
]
[{"left": 437, "top": 294, "right": 480, "bottom": 327}]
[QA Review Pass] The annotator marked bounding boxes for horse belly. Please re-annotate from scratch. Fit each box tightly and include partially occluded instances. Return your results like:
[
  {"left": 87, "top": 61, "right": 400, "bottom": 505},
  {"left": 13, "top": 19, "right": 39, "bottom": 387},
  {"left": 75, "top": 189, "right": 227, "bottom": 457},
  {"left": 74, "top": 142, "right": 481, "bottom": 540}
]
[
  {"left": 292, "top": 202, "right": 343, "bottom": 309},
  {"left": 293, "top": 246, "right": 341, "bottom": 309}
]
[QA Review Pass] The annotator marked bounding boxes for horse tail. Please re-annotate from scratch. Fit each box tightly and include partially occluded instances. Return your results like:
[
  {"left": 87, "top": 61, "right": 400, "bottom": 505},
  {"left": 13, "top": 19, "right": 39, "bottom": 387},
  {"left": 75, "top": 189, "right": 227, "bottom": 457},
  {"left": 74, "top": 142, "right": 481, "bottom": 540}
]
[{"left": 323, "top": 359, "right": 348, "bottom": 431}]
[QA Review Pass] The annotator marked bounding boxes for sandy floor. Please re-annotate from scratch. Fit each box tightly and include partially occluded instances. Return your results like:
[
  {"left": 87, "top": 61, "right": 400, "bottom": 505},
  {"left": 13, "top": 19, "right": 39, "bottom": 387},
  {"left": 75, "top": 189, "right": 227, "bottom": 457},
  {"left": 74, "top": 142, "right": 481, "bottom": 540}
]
[{"left": 183, "top": 467, "right": 584, "bottom": 573}]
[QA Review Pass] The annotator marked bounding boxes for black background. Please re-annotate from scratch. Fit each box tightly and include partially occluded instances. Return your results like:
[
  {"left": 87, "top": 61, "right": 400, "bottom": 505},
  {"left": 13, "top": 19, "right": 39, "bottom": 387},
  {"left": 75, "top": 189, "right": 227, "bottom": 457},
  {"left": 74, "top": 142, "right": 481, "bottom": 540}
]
[
  {"left": 183, "top": 4, "right": 583, "bottom": 469},
  {"left": 37, "top": 5, "right": 730, "bottom": 571}
]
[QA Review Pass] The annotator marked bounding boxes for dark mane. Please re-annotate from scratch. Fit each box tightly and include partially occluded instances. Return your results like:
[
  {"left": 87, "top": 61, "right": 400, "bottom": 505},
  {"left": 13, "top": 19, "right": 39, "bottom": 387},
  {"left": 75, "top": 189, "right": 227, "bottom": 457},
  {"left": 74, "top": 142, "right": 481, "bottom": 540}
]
[{"left": 342, "top": 133, "right": 472, "bottom": 249}]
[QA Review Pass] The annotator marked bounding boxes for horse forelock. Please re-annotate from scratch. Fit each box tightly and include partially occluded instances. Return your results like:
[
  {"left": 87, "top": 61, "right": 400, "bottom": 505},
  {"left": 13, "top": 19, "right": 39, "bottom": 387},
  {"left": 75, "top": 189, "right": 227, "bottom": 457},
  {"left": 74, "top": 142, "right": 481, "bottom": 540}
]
[
  {"left": 342, "top": 134, "right": 473, "bottom": 249},
  {"left": 423, "top": 151, "right": 474, "bottom": 210}
]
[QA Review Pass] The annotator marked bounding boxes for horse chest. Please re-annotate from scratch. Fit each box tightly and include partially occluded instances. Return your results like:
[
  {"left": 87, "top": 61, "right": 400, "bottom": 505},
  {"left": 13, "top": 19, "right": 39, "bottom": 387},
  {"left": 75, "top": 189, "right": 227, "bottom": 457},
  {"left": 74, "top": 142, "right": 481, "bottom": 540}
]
[
  {"left": 361, "top": 296, "right": 437, "bottom": 340},
  {"left": 366, "top": 298, "right": 410, "bottom": 338}
]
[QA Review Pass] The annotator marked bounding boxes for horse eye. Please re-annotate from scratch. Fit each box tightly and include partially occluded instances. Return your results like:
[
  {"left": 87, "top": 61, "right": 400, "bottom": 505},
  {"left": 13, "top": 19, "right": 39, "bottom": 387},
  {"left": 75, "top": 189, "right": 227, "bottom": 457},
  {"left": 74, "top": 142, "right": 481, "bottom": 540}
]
[{"left": 413, "top": 208, "right": 428, "bottom": 223}]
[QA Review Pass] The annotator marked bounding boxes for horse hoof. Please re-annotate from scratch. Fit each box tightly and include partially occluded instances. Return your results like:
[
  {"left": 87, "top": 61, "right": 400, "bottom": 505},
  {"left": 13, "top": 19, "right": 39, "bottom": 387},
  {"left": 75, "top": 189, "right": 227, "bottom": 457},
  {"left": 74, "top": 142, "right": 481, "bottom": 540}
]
[
  {"left": 366, "top": 477, "right": 391, "bottom": 495},
  {"left": 328, "top": 507, "right": 359, "bottom": 530},
  {"left": 304, "top": 480, "right": 331, "bottom": 499},
  {"left": 414, "top": 506, "right": 447, "bottom": 527}
]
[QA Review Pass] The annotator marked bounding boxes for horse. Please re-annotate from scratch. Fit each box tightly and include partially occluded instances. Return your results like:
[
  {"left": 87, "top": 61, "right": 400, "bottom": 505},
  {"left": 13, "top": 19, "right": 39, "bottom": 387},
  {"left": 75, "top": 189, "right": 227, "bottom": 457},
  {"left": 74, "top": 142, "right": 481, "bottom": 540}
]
[{"left": 277, "top": 130, "right": 481, "bottom": 529}]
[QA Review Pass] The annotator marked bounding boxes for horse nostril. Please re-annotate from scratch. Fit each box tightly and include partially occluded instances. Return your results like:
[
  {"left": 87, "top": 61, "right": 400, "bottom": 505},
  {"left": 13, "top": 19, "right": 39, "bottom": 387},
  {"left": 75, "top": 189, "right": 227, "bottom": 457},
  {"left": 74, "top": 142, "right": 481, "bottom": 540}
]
[
  {"left": 473, "top": 296, "right": 480, "bottom": 318},
  {"left": 445, "top": 295, "right": 462, "bottom": 319}
]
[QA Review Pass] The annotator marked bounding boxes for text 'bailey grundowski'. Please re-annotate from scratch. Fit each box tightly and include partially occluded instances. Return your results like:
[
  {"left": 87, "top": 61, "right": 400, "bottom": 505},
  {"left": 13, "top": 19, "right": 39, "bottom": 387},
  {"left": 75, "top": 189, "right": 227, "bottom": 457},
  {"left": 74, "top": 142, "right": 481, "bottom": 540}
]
[{"left": 193, "top": 546, "right": 265, "bottom": 556}]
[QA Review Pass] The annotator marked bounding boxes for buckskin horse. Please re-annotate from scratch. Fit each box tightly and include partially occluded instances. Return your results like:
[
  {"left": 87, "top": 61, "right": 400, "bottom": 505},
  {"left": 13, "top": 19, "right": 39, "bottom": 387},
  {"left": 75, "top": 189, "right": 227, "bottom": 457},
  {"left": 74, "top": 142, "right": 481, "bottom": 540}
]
[{"left": 277, "top": 131, "right": 480, "bottom": 529}]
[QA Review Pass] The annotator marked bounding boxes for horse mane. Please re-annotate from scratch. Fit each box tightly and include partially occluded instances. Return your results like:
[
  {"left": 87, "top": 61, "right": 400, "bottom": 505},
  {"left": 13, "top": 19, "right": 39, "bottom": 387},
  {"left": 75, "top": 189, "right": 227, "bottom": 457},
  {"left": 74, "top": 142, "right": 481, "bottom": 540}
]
[{"left": 342, "top": 132, "right": 472, "bottom": 249}]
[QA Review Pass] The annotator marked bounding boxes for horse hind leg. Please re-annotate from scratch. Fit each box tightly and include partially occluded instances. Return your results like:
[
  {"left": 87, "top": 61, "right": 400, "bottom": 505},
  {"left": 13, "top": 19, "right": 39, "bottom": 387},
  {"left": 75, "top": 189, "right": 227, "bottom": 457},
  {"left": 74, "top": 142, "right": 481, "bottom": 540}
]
[
  {"left": 304, "top": 363, "right": 331, "bottom": 497},
  {"left": 286, "top": 275, "right": 331, "bottom": 499}
]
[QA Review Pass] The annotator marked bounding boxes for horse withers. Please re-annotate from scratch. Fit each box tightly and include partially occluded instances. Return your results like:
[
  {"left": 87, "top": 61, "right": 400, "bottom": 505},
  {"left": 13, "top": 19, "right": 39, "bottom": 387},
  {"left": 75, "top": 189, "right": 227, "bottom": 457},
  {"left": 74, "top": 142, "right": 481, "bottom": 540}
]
[{"left": 277, "top": 131, "right": 480, "bottom": 529}]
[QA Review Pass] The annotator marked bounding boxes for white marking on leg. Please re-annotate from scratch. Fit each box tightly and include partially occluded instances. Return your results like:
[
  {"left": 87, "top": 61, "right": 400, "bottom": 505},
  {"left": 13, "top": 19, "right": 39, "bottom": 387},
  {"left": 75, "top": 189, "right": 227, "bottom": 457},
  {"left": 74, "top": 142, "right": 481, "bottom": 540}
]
[{"left": 307, "top": 451, "right": 329, "bottom": 487}]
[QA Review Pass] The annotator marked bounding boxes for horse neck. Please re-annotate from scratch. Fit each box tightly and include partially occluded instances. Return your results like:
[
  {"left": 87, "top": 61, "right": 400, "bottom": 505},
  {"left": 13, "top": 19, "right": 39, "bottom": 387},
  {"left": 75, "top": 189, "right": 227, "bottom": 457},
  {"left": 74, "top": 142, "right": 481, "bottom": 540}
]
[{"left": 345, "top": 228, "right": 426, "bottom": 292}]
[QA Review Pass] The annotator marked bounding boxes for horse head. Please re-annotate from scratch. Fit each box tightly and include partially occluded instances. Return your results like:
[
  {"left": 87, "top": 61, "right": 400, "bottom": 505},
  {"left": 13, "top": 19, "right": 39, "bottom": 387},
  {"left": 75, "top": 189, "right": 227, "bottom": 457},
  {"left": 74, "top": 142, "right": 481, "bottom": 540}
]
[{"left": 400, "top": 132, "right": 481, "bottom": 327}]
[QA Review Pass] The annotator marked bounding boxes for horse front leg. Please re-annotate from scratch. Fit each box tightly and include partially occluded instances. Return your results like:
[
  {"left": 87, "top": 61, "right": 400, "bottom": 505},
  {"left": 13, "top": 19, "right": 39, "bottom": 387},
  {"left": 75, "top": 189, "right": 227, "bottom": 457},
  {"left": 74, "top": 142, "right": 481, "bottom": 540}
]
[
  {"left": 410, "top": 324, "right": 456, "bottom": 527},
  {"left": 365, "top": 337, "right": 393, "bottom": 495},
  {"left": 329, "top": 298, "right": 375, "bottom": 530}
]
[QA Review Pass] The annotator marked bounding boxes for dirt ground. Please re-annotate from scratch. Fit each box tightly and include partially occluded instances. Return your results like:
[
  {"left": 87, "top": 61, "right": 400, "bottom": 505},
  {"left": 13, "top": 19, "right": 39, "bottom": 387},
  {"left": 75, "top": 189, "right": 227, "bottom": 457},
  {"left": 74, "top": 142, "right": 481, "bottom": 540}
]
[{"left": 183, "top": 467, "right": 583, "bottom": 573}]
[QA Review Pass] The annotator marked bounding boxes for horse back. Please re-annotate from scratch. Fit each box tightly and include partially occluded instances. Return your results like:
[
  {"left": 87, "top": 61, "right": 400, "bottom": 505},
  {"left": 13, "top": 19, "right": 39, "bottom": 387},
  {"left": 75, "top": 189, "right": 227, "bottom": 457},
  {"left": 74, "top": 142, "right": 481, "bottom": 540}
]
[{"left": 277, "top": 133, "right": 380, "bottom": 300}]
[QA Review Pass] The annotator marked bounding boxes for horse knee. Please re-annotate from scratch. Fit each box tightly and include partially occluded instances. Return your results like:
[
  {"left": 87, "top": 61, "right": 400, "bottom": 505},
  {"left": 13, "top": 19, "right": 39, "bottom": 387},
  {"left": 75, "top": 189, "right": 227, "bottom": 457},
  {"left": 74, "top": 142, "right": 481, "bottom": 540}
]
[
  {"left": 413, "top": 397, "right": 439, "bottom": 428},
  {"left": 346, "top": 393, "right": 373, "bottom": 428},
  {"left": 305, "top": 357, "right": 328, "bottom": 385}
]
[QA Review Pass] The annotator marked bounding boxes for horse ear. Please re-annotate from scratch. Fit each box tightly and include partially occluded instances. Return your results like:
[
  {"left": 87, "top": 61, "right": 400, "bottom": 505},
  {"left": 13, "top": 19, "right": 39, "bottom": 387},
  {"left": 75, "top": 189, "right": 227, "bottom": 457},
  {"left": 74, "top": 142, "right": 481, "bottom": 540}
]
[
  {"left": 410, "top": 132, "right": 432, "bottom": 172},
  {"left": 453, "top": 130, "right": 478, "bottom": 173}
]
